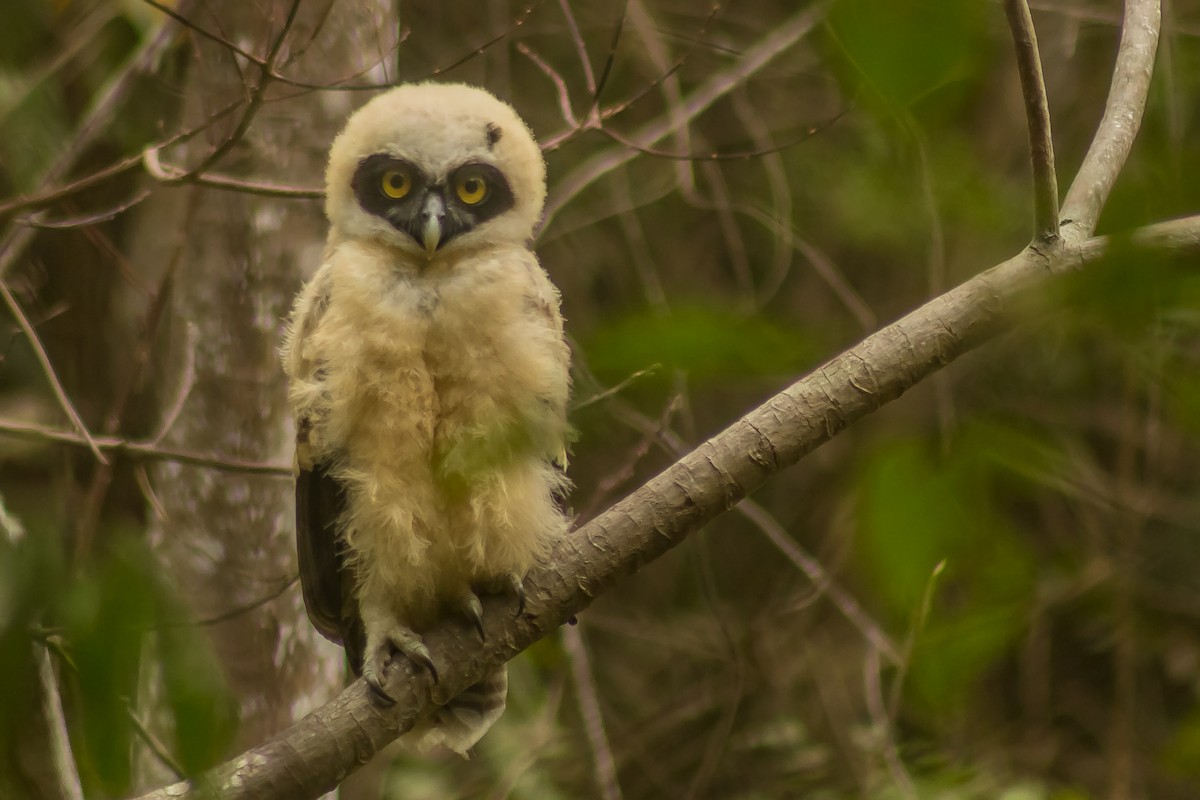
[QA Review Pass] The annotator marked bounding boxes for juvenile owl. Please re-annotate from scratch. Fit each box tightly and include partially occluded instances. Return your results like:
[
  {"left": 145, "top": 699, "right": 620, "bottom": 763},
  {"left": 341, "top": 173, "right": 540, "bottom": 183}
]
[{"left": 281, "top": 83, "right": 571, "bottom": 754}]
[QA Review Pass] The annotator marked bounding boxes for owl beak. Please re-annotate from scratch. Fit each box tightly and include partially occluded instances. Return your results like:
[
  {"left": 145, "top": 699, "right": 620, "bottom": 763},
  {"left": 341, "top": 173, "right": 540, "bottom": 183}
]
[{"left": 420, "top": 193, "right": 446, "bottom": 257}]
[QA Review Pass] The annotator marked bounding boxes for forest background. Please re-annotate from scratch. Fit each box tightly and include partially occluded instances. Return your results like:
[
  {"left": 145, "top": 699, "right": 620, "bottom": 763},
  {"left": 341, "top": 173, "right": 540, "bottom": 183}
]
[{"left": 1, "top": 1, "right": 1199, "bottom": 799}]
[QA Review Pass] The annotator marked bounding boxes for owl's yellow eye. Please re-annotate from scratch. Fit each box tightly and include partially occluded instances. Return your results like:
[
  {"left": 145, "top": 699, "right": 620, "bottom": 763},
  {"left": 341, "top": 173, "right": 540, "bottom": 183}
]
[
  {"left": 456, "top": 173, "right": 488, "bottom": 205},
  {"left": 381, "top": 169, "right": 411, "bottom": 199}
]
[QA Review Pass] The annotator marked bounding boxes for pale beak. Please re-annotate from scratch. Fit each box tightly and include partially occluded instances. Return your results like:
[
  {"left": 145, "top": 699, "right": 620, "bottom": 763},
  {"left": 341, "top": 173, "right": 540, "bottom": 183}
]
[{"left": 420, "top": 193, "right": 445, "bottom": 257}]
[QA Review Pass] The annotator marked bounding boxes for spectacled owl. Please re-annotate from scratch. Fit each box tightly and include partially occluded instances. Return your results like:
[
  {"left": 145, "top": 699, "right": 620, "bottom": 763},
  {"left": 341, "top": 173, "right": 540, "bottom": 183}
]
[{"left": 281, "top": 82, "right": 571, "bottom": 754}]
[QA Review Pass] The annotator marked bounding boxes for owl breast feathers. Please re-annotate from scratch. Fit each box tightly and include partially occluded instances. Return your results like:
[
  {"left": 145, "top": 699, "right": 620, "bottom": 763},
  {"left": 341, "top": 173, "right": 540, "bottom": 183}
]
[{"left": 280, "top": 82, "right": 570, "bottom": 754}]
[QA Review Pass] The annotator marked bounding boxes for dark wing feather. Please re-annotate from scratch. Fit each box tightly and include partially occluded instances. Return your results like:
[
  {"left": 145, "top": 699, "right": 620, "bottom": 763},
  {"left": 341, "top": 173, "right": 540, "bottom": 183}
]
[{"left": 295, "top": 461, "right": 365, "bottom": 673}]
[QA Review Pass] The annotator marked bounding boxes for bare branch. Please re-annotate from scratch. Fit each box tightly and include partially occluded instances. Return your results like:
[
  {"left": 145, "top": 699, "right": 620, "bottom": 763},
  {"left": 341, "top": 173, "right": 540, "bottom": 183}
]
[
  {"left": 132, "top": 212, "right": 1200, "bottom": 800},
  {"left": 543, "top": 2, "right": 828, "bottom": 229},
  {"left": 563, "top": 625, "right": 624, "bottom": 800},
  {"left": 142, "top": 145, "right": 324, "bottom": 198},
  {"left": 1004, "top": 0, "right": 1061, "bottom": 241},
  {"left": 0, "top": 283, "right": 106, "bottom": 463},
  {"left": 0, "top": 418, "right": 291, "bottom": 476},
  {"left": 189, "top": 0, "right": 302, "bottom": 176},
  {"left": 18, "top": 190, "right": 153, "bottom": 230},
  {"left": 127, "top": 704, "right": 187, "bottom": 781},
  {"left": 518, "top": 43, "right": 583, "bottom": 129},
  {"left": 559, "top": 0, "right": 599, "bottom": 96},
  {"left": 0, "top": 11, "right": 185, "bottom": 305},
  {"left": 736, "top": 500, "right": 900, "bottom": 664},
  {"left": 1060, "top": 0, "right": 1161, "bottom": 236},
  {"left": 34, "top": 645, "right": 84, "bottom": 800}
]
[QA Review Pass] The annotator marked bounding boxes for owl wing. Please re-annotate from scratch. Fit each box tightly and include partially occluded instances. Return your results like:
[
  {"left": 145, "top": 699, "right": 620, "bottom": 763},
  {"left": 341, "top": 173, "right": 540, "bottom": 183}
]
[
  {"left": 520, "top": 253, "right": 573, "bottom": 474},
  {"left": 284, "top": 264, "right": 366, "bottom": 672}
]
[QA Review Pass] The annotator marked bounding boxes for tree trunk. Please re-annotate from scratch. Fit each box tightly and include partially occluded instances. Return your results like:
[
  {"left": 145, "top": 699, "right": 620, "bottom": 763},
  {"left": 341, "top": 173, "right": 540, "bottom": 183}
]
[{"left": 130, "top": 2, "right": 397, "bottom": 790}]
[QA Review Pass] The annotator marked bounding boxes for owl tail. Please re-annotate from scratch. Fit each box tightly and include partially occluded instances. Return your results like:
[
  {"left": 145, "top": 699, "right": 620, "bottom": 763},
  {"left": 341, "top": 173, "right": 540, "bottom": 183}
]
[{"left": 407, "top": 666, "right": 508, "bottom": 756}]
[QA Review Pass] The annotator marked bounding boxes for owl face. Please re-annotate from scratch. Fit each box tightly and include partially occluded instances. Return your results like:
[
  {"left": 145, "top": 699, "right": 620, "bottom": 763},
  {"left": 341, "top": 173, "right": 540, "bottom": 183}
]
[{"left": 324, "top": 83, "right": 546, "bottom": 260}]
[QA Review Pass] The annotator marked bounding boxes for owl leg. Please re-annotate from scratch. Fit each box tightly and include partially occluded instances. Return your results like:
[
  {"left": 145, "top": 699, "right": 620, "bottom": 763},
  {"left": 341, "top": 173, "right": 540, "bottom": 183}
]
[{"left": 361, "top": 607, "right": 438, "bottom": 702}]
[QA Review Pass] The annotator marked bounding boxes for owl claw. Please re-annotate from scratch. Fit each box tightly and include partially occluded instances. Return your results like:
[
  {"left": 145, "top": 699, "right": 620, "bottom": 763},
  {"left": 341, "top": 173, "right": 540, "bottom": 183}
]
[
  {"left": 460, "top": 591, "right": 486, "bottom": 641},
  {"left": 474, "top": 573, "right": 527, "bottom": 618},
  {"left": 363, "top": 626, "right": 439, "bottom": 703},
  {"left": 509, "top": 574, "right": 526, "bottom": 617}
]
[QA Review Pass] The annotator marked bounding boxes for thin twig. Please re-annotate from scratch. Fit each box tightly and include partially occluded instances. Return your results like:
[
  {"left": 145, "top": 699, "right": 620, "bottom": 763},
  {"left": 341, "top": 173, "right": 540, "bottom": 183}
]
[
  {"left": 1004, "top": 0, "right": 1061, "bottom": 241},
  {"left": 141, "top": 145, "right": 324, "bottom": 198},
  {"left": 0, "top": 282, "right": 106, "bottom": 463},
  {"left": 863, "top": 647, "right": 917, "bottom": 799},
  {"left": 628, "top": 0, "right": 696, "bottom": 195},
  {"left": 886, "top": 561, "right": 945, "bottom": 720},
  {"left": 1060, "top": 0, "right": 1161, "bottom": 236},
  {"left": 35, "top": 645, "right": 85, "bottom": 800},
  {"left": 19, "top": 190, "right": 153, "bottom": 230},
  {"left": 736, "top": 499, "right": 901, "bottom": 664},
  {"left": 190, "top": 0, "right": 302, "bottom": 175},
  {"left": 563, "top": 625, "right": 623, "bottom": 800},
  {"left": 0, "top": 98, "right": 244, "bottom": 217},
  {"left": 730, "top": 89, "right": 793, "bottom": 309},
  {"left": 189, "top": 577, "right": 300, "bottom": 628},
  {"left": 571, "top": 365, "right": 659, "bottom": 411},
  {"left": 152, "top": 323, "right": 198, "bottom": 446},
  {"left": 559, "top": 0, "right": 598, "bottom": 95},
  {"left": 127, "top": 703, "right": 187, "bottom": 780},
  {"left": 0, "top": 7, "right": 186, "bottom": 280},
  {"left": 591, "top": 1, "right": 629, "bottom": 105},
  {"left": 428, "top": 2, "right": 542, "bottom": 79},
  {"left": 0, "top": 417, "right": 291, "bottom": 476},
  {"left": 543, "top": 2, "right": 829, "bottom": 229},
  {"left": 518, "top": 43, "right": 582, "bottom": 129}
]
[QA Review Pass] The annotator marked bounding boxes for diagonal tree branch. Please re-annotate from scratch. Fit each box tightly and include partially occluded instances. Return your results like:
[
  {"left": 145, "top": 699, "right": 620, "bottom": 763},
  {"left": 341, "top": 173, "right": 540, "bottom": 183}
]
[
  {"left": 135, "top": 208, "right": 1200, "bottom": 800},
  {"left": 1060, "top": 0, "right": 1160, "bottom": 237}
]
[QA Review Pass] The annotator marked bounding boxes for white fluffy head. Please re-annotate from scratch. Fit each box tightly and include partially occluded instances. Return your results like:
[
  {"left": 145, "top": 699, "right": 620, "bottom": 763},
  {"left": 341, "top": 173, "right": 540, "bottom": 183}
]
[{"left": 325, "top": 82, "right": 545, "bottom": 257}]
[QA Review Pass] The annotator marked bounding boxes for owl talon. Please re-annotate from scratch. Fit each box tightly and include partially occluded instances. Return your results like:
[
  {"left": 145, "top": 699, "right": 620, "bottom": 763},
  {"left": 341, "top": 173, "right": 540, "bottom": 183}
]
[
  {"left": 403, "top": 640, "right": 439, "bottom": 683},
  {"left": 364, "top": 668, "right": 397, "bottom": 705},
  {"left": 509, "top": 574, "right": 526, "bottom": 617},
  {"left": 476, "top": 573, "right": 527, "bottom": 617},
  {"left": 460, "top": 591, "right": 486, "bottom": 641}
]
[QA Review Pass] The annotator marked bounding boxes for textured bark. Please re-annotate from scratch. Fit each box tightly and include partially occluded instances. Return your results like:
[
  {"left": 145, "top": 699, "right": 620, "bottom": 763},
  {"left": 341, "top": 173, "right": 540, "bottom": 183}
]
[
  {"left": 132, "top": 1, "right": 397, "bottom": 789},
  {"left": 135, "top": 213, "right": 1200, "bottom": 800}
]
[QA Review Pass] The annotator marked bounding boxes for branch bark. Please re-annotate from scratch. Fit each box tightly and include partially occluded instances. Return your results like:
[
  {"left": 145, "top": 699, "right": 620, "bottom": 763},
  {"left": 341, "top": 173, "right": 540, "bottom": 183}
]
[{"left": 134, "top": 209, "right": 1200, "bottom": 800}]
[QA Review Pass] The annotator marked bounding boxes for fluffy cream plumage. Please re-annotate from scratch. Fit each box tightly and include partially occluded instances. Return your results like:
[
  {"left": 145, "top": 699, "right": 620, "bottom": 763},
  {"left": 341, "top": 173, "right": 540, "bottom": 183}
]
[{"left": 281, "top": 83, "right": 570, "bottom": 754}]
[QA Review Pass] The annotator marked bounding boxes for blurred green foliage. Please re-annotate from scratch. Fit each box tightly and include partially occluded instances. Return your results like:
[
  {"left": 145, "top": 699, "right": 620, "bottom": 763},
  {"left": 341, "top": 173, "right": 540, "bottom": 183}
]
[
  {"left": 1, "top": 524, "right": 235, "bottom": 797},
  {"left": 586, "top": 305, "right": 817, "bottom": 385},
  {"left": 824, "top": 0, "right": 990, "bottom": 118},
  {"left": 2, "top": 0, "right": 1199, "bottom": 799},
  {"left": 858, "top": 428, "right": 1039, "bottom": 716}
]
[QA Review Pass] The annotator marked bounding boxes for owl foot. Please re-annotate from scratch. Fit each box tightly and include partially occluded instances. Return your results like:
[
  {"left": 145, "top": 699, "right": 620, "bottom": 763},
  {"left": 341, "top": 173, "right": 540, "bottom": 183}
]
[{"left": 363, "top": 625, "right": 438, "bottom": 704}]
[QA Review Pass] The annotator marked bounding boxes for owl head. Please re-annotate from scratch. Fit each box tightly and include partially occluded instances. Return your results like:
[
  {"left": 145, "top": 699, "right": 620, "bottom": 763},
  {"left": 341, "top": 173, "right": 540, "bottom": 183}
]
[{"left": 324, "top": 82, "right": 546, "bottom": 259}]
